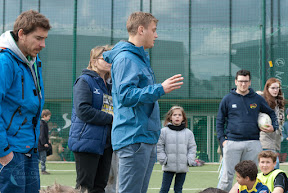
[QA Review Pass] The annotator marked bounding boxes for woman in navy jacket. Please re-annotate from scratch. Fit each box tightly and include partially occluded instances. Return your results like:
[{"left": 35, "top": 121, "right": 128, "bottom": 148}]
[{"left": 68, "top": 45, "right": 113, "bottom": 193}]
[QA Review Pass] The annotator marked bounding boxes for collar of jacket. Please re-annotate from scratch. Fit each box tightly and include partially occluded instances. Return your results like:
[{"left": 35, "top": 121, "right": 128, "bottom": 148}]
[{"left": 167, "top": 123, "right": 186, "bottom": 131}]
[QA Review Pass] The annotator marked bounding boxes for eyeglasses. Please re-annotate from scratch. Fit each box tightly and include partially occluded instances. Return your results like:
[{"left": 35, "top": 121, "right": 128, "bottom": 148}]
[
  {"left": 269, "top": 87, "right": 280, "bottom": 90},
  {"left": 237, "top": 80, "right": 250, "bottom": 84}
]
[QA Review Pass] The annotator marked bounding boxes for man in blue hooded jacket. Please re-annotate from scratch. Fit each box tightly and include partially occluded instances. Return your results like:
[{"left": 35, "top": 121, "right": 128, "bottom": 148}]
[
  {"left": 0, "top": 10, "right": 51, "bottom": 193},
  {"left": 216, "top": 69, "right": 279, "bottom": 192},
  {"left": 103, "top": 12, "right": 184, "bottom": 193}
]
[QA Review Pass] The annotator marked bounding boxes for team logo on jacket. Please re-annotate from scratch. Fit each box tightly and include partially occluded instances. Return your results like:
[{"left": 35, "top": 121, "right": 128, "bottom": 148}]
[
  {"left": 232, "top": 104, "right": 237, "bottom": 108},
  {"left": 93, "top": 88, "right": 100, "bottom": 94},
  {"left": 250, "top": 103, "right": 257, "bottom": 109}
]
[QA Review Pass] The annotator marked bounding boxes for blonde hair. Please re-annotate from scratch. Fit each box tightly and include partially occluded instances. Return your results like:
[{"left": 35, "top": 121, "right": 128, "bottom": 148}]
[
  {"left": 39, "top": 182, "right": 87, "bottom": 193},
  {"left": 164, "top": 106, "right": 188, "bottom": 127},
  {"left": 126, "top": 12, "right": 158, "bottom": 36},
  {"left": 87, "top": 45, "right": 113, "bottom": 80}
]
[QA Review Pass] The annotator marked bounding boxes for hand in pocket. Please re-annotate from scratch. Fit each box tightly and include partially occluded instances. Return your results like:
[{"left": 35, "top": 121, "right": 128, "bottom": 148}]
[{"left": 0, "top": 151, "right": 14, "bottom": 166}]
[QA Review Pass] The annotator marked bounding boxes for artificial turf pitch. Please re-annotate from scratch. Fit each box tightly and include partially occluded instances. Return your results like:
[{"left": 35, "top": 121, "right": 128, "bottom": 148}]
[{"left": 40, "top": 162, "right": 288, "bottom": 193}]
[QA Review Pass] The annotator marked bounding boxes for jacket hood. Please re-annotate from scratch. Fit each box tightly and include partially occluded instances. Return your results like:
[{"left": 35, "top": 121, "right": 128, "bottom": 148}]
[
  {"left": 82, "top": 68, "right": 100, "bottom": 77},
  {"left": 0, "top": 31, "right": 36, "bottom": 65},
  {"left": 230, "top": 88, "right": 256, "bottom": 97},
  {"left": 103, "top": 41, "right": 148, "bottom": 64},
  {"left": 81, "top": 68, "right": 112, "bottom": 84}
]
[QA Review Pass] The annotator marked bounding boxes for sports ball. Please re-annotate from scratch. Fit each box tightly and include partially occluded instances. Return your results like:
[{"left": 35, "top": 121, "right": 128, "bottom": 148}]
[{"left": 258, "top": 113, "right": 272, "bottom": 128}]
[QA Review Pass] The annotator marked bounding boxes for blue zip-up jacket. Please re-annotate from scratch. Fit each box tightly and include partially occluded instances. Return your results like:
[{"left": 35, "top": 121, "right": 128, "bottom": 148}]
[
  {"left": 103, "top": 41, "right": 165, "bottom": 151},
  {"left": 0, "top": 33, "right": 44, "bottom": 157},
  {"left": 216, "top": 88, "right": 279, "bottom": 145},
  {"left": 68, "top": 69, "right": 113, "bottom": 155}
]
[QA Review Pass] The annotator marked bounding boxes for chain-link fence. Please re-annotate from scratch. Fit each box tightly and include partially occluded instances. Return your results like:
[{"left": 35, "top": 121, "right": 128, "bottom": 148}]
[{"left": 1, "top": 0, "right": 288, "bottom": 162}]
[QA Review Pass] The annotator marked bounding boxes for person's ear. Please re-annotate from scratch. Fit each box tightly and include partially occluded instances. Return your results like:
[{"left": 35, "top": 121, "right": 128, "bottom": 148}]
[
  {"left": 18, "top": 29, "right": 25, "bottom": 40},
  {"left": 138, "top": 26, "right": 144, "bottom": 35}
]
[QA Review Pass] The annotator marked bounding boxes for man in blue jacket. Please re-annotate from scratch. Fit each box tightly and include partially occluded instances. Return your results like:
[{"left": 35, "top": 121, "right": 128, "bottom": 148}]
[
  {"left": 103, "top": 12, "right": 184, "bottom": 193},
  {"left": 216, "top": 69, "right": 279, "bottom": 192},
  {"left": 0, "top": 10, "right": 51, "bottom": 193}
]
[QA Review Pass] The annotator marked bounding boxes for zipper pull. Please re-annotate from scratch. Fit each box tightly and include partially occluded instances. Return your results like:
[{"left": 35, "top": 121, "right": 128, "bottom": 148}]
[{"left": 18, "top": 106, "right": 22, "bottom": 115}]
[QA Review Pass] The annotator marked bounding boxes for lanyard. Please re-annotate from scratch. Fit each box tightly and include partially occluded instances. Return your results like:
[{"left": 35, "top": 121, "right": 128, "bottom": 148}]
[{"left": 33, "top": 62, "right": 41, "bottom": 93}]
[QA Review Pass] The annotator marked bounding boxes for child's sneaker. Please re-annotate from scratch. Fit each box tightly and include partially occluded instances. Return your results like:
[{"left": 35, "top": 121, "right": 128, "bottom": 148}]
[{"left": 41, "top": 171, "right": 50, "bottom": 175}]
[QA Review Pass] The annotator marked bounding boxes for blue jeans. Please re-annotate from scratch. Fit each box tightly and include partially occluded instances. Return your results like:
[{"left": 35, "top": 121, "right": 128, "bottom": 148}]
[
  {"left": 105, "top": 152, "right": 119, "bottom": 193},
  {"left": 0, "top": 151, "right": 40, "bottom": 193},
  {"left": 160, "top": 171, "right": 186, "bottom": 193},
  {"left": 39, "top": 150, "right": 47, "bottom": 172},
  {"left": 116, "top": 143, "right": 156, "bottom": 193}
]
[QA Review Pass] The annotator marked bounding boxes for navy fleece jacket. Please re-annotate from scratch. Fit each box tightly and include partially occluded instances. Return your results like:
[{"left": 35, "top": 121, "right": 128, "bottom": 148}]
[{"left": 216, "top": 88, "right": 279, "bottom": 145}]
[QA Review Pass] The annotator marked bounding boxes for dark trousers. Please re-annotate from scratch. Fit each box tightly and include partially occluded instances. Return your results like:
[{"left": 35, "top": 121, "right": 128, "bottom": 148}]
[
  {"left": 160, "top": 171, "right": 186, "bottom": 193},
  {"left": 74, "top": 147, "right": 113, "bottom": 193}
]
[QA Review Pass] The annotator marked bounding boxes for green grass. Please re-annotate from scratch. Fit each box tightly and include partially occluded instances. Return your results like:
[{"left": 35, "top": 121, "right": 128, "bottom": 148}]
[
  {"left": 148, "top": 164, "right": 220, "bottom": 192},
  {"left": 41, "top": 162, "right": 288, "bottom": 193}
]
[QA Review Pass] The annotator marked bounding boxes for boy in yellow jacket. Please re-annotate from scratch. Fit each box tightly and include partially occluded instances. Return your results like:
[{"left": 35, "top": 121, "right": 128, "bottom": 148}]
[{"left": 257, "top": 151, "right": 288, "bottom": 193}]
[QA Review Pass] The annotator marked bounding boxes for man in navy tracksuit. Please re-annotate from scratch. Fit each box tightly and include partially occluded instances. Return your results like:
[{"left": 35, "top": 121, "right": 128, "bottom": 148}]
[
  {"left": 216, "top": 69, "right": 279, "bottom": 192},
  {"left": 0, "top": 10, "right": 51, "bottom": 193}
]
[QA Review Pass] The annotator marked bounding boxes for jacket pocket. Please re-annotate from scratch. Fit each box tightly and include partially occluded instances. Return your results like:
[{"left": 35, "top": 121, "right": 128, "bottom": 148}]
[
  {"left": 13, "top": 117, "right": 28, "bottom": 136},
  {"left": 6, "top": 106, "right": 22, "bottom": 132},
  {"left": 78, "top": 123, "right": 87, "bottom": 140}
]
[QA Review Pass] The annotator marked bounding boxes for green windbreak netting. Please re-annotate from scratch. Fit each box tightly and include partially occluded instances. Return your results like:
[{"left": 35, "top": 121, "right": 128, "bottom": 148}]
[{"left": 1, "top": 0, "right": 288, "bottom": 162}]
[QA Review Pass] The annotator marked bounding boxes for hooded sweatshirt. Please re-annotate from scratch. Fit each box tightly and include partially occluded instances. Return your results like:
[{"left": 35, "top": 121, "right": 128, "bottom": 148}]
[
  {"left": 103, "top": 41, "right": 165, "bottom": 151},
  {"left": 0, "top": 31, "right": 41, "bottom": 95},
  {"left": 216, "top": 88, "right": 278, "bottom": 145},
  {"left": 0, "top": 31, "right": 44, "bottom": 157}
]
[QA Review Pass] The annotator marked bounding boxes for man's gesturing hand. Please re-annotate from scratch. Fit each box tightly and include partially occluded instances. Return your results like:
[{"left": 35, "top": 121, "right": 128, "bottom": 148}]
[{"left": 161, "top": 74, "right": 184, "bottom": 94}]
